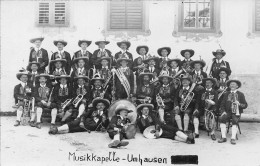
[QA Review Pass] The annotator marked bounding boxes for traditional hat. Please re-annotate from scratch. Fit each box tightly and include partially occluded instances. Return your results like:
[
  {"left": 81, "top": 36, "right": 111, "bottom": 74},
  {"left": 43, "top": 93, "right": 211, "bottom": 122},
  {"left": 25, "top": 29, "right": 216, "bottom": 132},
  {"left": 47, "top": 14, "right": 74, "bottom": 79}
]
[
  {"left": 78, "top": 40, "right": 92, "bottom": 47},
  {"left": 212, "top": 49, "right": 226, "bottom": 57},
  {"left": 55, "top": 74, "right": 71, "bottom": 81},
  {"left": 72, "top": 57, "right": 89, "bottom": 65},
  {"left": 136, "top": 45, "right": 149, "bottom": 55},
  {"left": 53, "top": 40, "right": 67, "bottom": 47},
  {"left": 143, "top": 125, "right": 163, "bottom": 139},
  {"left": 202, "top": 78, "right": 217, "bottom": 87},
  {"left": 116, "top": 57, "right": 132, "bottom": 65},
  {"left": 138, "top": 72, "right": 153, "bottom": 80},
  {"left": 137, "top": 104, "right": 154, "bottom": 115},
  {"left": 27, "top": 61, "right": 40, "bottom": 70},
  {"left": 190, "top": 60, "right": 206, "bottom": 68},
  {"left": 97, "top": 56, "right": 111, "bottom": 63},
  {"left": 73, "top": 75, "right": 89, "bottom": 82},
  {"left": 167, "top": 58, "right": 181, "bottom": 66},
  {"left": 117, "top": 40, "right": 131, "bottom": 49},
  {"left": 36, "top": 73, "right": 51, "bottom": 81},
  {"left": 143, "top": 55, "right": 159, "bottom": 64},
  {"left": 91, "top": 73, "right": 105, "bottom": 84},
  {"left": 115, "top": 104, "right": 133, "bottom": 114},
  {"left": 226, "top": 79, "right": 242, "bottom": 88},
  {"left": 180, "top": 49, "right": 195, "bottom": 57},
  {"left": 157, "top": 47, "right": 171, "bottom": 57},
  {"left": 50, "top": 58, "right": 67, "bottom": 66},
  {"left": 215, "top": 67, "right": 231, "bottom": 76},
  {"left": 30, "top": 37, "right": 44, "bottom": 43},
  {"left": 158, "top": 73, "right": 173, "bottom": 82},
  {"left": 95, "top": 40, "right": 110, "bottom": 45},
  {"left": 92, "top": 97, "right": 110, "bottom": 109},
  {"left": 181, "top": 75, "right": 192, "bottom": 82},
  {"left": 16, "top": 68, "right": 31, "bottom": 80}
]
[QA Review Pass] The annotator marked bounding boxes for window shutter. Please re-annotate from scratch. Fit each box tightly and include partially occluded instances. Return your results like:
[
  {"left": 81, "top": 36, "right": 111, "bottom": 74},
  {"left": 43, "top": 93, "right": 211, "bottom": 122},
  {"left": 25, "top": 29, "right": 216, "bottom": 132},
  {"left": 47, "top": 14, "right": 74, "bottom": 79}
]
[
  {"left": 255, "top": 0, "right": 260, "bottom": 31},
  {"left": 38, "top": 2, "right": 50, "bottom": 24},
  {"left": 54, "top": 2, "right": 66, "bottom": 25}
]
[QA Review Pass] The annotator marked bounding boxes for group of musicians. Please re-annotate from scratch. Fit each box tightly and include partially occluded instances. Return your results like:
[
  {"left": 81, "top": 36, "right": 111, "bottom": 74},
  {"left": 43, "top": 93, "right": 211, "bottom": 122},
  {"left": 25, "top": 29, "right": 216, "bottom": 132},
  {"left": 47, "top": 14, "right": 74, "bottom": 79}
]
[{"left": 13, "top": 37, "right": 248, "bottom": 148}]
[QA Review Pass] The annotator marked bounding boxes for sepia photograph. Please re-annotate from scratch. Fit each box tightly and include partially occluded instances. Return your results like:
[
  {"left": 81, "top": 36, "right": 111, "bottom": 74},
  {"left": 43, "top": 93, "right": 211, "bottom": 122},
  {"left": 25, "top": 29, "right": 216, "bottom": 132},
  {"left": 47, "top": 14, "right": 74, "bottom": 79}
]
[{"left": 0, "top": 0, "right": 260, "bottom": 165}]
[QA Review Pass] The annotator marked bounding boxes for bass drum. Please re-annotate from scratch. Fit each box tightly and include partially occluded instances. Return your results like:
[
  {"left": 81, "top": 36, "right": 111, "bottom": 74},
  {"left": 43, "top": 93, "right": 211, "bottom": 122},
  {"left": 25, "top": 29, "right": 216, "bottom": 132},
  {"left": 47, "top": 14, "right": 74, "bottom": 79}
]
[{"left": 108, "top": 99, "right": 137, "bottom": 124}]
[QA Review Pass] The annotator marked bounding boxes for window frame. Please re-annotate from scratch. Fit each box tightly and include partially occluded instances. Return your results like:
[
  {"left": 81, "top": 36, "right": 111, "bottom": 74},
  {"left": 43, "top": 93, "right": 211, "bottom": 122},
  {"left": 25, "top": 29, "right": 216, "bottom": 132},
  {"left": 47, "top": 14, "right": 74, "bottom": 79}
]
[{"left": 248, "top": 0, "right": 260, "bottom": 37}]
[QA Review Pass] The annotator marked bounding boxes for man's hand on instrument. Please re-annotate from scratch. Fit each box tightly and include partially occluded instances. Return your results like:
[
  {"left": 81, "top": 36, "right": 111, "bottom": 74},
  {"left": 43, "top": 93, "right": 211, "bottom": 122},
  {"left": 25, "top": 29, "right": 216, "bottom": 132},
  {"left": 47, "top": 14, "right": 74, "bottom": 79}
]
[{"left": 233, "top": 100, "right": 240, "bottom": 106}]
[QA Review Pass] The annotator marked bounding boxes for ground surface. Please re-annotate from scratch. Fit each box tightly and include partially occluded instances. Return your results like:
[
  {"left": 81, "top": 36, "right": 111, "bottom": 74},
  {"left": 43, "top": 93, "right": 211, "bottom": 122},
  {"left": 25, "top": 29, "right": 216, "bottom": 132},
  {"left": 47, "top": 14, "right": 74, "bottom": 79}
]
[{"left": 1, "top": 117, "right": 260, "bottom": 166}]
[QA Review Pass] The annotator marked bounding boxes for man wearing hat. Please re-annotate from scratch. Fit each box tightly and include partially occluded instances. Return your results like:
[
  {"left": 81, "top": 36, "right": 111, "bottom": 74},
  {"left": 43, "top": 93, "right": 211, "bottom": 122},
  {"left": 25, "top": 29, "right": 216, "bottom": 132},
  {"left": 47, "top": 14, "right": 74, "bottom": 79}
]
[
  {"left": 156, "top": 73, "right": 176, "bottom": 123},
  {"left": 180, "top": 49, "right": 194, "bottom": 73},
  {"left": 210, "top": 49, "right": 231, "bottom": 78},
  {"left": 92, "top": 40, "right": 112, "bottom": 69},
  {"left": 215, "top": 67, "right": 231, "bottom": 92},
  {"left": 114, "top": 40, "right": 133, "bottom": 69},
  {"left": 49, "top": 97, "right": 110, "bottom": 134},
  {"left": 27, "top": 61, "right": 41, "bottom": 87},
  {"left": 51, "top": 75, "right": 73, "bottom": 127},
  {"left": 143, "top": 55, "right": 160, "bottom": 83},
  {"left": 168, "top": 58, "right": 182, "bottom": 89},
  {"left": 133, "top": 45, "right": 149, "bottom": 80},
  {"left": 51, "top": 40, "right": 72, "bottom": 74},
  {"left": 107, "top": 104, "right": 132, "bottom": 148},
  {"left": 49, "top": 58, "right": 67, "bottom": 76},
  {"left": 190, "top": 60, "right": 207, "bottom": 92},
  {"left": 13, "top": 69, "right": 33, "bottom": 126},
  {"left": 98, "top": 56, "right": 112, "bottom": 81},
  {"left": 29, "top": 37, "right": 49, "bottom": 73},
  {"left": 73, "top": 40, "right": 92, "bottom": 69},
  {"left": 218, "top": 79, "right": 247, "bottom": 145},
  {"left": 71, "top": 57, "right": 89, "bottom": 79},
  {"left": 136, "top": 72, "right": 155, "bottom": 105},
  {"left": 136, "top": 104, "right": 195, "bottom": 144},
  {"left": 157, "top": 47, "right": 171, "bottom": 71},
  {"left": 32, "top": 73, "right": 54, "bottom": 129},
  {"left": 194, "top": 78, "right": 218, "bottom": 139}
]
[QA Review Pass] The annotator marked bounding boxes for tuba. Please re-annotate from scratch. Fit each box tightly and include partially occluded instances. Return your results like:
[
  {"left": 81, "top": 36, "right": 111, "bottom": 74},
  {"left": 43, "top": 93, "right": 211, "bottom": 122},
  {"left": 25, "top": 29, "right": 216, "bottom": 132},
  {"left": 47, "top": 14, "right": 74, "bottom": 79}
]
[
  {"left": 156, "top": 93, "right": 165, "bottom": 109},
  {"left": 180, "top": 83, "right": 196, "bottom": 112}
]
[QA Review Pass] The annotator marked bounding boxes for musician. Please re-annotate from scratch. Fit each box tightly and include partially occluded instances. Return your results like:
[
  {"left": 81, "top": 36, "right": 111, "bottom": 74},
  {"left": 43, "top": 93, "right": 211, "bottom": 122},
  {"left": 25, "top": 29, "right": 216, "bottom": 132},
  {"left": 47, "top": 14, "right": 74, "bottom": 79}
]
[
  {"left": 174, "top": 75, "right": 195, "bottom": 133},
  {"left": 167, "top": 58, "right": 182, "bottom": 89},
  {"left": 52, "top": 75, "right": 73, "bottom": 127},
  {"left": 156, "top": 73, "right": 176, "bottom": 123},
  {"left": 157, "top": 47, "right": 171, "bottom": 72},
  {"left": 180, "top": 49, "right": 194, "bottom": 73},
  {"left": 210, "top": 49, "right": 231, "bottom": 78},
  {"left": 72, "top": 40, "right": 92, "bottom": 70},
  {"left": 114, "top": 41, "right": 133, "bottom": 69},
  {"left": 136, "top": 104, "right": 195, "bottom": 144},
  {"left": 218, "top": 80, "right": 247, "bottom": 145},
  {"left": 143, "top": 55, "right": 160, "bottom": 84},
  {"left": 29, "top": 37, "right": 49, "bottom": 73},
  {"left": 32, "top": 73, "right": 54, "bottom": 129},
  {"left": 49, "top": 58, "right": 67, "bottom": 76},
  {"left": 98, "top": 56, "right": 112, "bottom": 81},
  {"left": 13, "top": 70, "right": 33, "bottom": 126},
  {"left": 133, "top": 45, "right": 149, "bottom": 82},
  {"left": 215, "top": 67, "right": 231, "bottom": 92},
  {"left": 70, "top": 57, "right": 89, "bottom": 79},
  {"left": 27, "top": 61, "right": 40, "bottom": 87},
  {"left": 49, "top": 98, "right": 110, "bottom": 134},
  {"left": 51, "top": 40, "right": 72, "bottom": 74},
  {"left": 92, "top": 40, "right": 112, "bottom": 69},
  {"left": 190, "top": 60, "right": 207, "bottom": 92},
  {"left": 136, "top": 72, "right": 155, "bottom": 105},
  {"left": 107, "top": 104, "right": 132, "bottom": 148},
  {"left": 114, "top": 58, "right": 134, "bottom": 99},
  {"left": 194, "top": 78, "right": 218, "bottom": 139}
]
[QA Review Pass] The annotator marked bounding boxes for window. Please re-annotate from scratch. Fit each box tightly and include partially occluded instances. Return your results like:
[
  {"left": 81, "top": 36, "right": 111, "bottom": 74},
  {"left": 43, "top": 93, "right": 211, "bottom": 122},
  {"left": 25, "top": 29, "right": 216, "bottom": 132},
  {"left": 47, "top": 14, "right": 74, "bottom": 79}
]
[
  {"left": 254, "top": 0, "right": 260, "bottom": 32},
  {"left": 37, "top": 1, "right": 69, "bottom": 27}
]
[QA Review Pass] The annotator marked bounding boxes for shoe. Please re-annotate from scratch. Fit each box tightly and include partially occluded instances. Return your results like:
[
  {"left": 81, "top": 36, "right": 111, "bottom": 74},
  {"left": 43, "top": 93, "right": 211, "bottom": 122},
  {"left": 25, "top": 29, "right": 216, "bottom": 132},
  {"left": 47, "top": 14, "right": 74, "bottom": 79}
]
[
  {"left": 29, "top": 121, "right": 36, "bottom": 127},
  {"left": 108, "top": 140, "right": 120, "bottom": 148},
  {"left": 50, "top": 123, "right": 55, "bottom": 129},
  {"left": 186, "top": 133, "right": 195, "bottom": 144},
  {"left": 118, "top": 141, "right": 129, "bottom": 147},
  {"left": 48, "top": 126, "right": 58, "bottom": 135},
  {"left": 218, "top": 138, "right": 227, "bottom": 143},
  {"left": 230, "top": 139, "right": 236, "bottom": 145},
  {"left": 14, "top": 120, "right": 20, "bottom": 127},
  {"left": 195, "top": 133, "right": 199, "bottom": 138},
  {"left": 211, "top": 134, "right": 216, "bottom": 141},
  {"left": 35, "top": 122, "right": 41, "bottom": 129}
]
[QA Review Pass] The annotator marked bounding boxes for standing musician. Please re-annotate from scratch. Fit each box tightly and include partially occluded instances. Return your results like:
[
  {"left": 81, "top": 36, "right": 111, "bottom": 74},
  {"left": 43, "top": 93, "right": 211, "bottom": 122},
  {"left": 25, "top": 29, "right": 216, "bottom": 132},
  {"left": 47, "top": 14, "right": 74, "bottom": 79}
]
[
  {"left": 107, "top": 104, "right": 132, "bottom": 148},
  {"left": 180, "top": 49, "right": 194, "bottom": 73},
  {"left": 133, "top": 45, "right": 149, "bottom": 83},
  {"left": 72, "top": 40, "right": 92, "bottom": 70},
  {"left": 190, "top": 60, "right": 207, "bottom": 92},
  {"left": 27, "top": 61, "right": 41, "bottom": 87},
  {"left": 13, "top": 69, "right": 33, "bottom": 127},
  {"left": 29, "top": 37, "right": 49, "bottom": 73},
  {"left": 49, "top": 97, "right": 110, "bottom": 135},
  {"left": 209, "top": 49, "right": 231, "bottom": 78},
  {"left": 136, "top": 72, "right": 155, "bottom": 105},
  {"left": 194, "top": 78, "right": 218, "bottom": 139},
  {"left": 157, "top": 47, "right": 171, "bottom": 73},
  {"left": 136, "top": 104, "right": 195, "bottom": 144},
  {"left": 113, "top": 57, "right": 134, "bottom": 100},
  {"left": 114, "top": 40, "right": 133, "bottom": 69},
  {"left": 51, "top": 40, "right": 72, "bottom": 74},
  {"left": 143, "top": 55, "right": 160, "bottom": 86},
  {"left": 167, "top": 58, "right": 182, "bottom": 89},
  {"left": 32, "top": 73, "right": 54, "bottom": 129},
  {"left": 70, "top": 57, "right": 89, "bottom": 79},
  {"left": 218, "top": 79, "right": 247, "bottom": 145},
  {"left": 156, "top": 73, "right": 176, "bottom": 123},
  {"left": 92, "top": 40, "right": 112, "bottom": 69}
]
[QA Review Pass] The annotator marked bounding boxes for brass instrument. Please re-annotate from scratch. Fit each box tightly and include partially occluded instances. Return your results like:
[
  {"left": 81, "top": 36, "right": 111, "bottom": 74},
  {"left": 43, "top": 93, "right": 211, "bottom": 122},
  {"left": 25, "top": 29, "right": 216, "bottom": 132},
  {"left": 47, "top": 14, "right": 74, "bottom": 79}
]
[
  {"left": 48, "top": 87, "right": 54, "bottom": 103},
  {"left": 61, "top": 99, "right": 72, "bottom": 111},
  {"left": 232, "top": 93, "right": 240, "bottom": 116},
  {"left": 21, "top": 98, "right": 34, "bottom": 125},
  {"left": 156, "top": 93, "right": 165, "bottom": 109},
  {"left": 88, "top": 65, "right": 97, "bottom": 79},
  {"left": 72, "top": 94, "right": 84, "bottom": 107},
  {"left": 111, "top": 67, "right": 116, "bottom": 103},
  {"left": 206, "top": 58, "right": 214, "bottom": 77},
  {"left": 180, "top": 83, "right": 196, "bottom": 112}
]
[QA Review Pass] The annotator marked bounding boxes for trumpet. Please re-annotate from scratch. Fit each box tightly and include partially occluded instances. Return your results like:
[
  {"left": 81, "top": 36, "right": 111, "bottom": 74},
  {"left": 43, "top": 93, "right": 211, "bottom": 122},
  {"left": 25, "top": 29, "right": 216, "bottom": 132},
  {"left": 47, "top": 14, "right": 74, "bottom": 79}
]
[
  {"left": 61, "top": 99, "right": 72, "bottom": 111},
  {"left": 156, "top": 93, "right": 165, "bottom": 109},
  {"left": 180, "top": 83, "right": 196, "bottom": 112},
  {"left": 72, "top": 94, "right": 84, "bottom": 107},
  {"left": 231, "top": 94, "right": 240, "bottom": 116}
]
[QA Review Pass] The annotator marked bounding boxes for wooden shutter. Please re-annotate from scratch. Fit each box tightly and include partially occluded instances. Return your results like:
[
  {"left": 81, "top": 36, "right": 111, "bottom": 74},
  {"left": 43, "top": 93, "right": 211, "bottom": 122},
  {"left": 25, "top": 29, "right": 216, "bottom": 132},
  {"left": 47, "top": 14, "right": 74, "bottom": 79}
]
[
  {"left": 54, "top": 2, "right": 66, "bottom": 25},
  {"left": 256, "top": 0, "right": 260, "bottom": 31},
  {"left": 38, "top": 2, "right": 50, "bottom": 24},
  {"left": 110, "top": 1, "right": 143, "bottom": 30}
]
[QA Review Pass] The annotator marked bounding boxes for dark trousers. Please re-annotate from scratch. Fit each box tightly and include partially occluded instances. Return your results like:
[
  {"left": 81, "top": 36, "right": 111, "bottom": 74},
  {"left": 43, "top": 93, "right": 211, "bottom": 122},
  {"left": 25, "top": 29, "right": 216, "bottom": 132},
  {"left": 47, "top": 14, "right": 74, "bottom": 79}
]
[
  {"left": 160, "top": 123, "right": 179, "bottom": 139},
  {"left": 219, "top": 113, "right": 240, "bottom": 125}
]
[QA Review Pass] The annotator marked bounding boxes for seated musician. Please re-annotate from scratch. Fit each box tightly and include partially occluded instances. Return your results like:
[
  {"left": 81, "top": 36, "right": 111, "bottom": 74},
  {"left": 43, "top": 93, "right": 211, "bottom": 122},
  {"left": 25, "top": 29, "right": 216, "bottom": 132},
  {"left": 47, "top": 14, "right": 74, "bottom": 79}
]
[
  {"left": 32, "top": 73, "right": 54, "bottom": 129},
  {"left": 174, "top": 75, "right": 196, "bottom": 134},
  {"left": 27, "top": 61, "right": 41, "bottom": 87},
  {"left": 114, "top": 41, "right": 133, "bottom": 69},
  {"left": 49, "top": 98, "right": 110, "bottom": 135},
  {"left": 210, "top": 49, "right": 231, "bottom": 78},
  {"left": 92, "top": 40, "right": 112, "bottom": 69},
  {"left": 136, "top": 104, "right": 195, "bottom": 144},
  {"left": 49, "top": 58, "right": 67, "bottom": 76},
  {"left": 136, "top": 72, "right": 154, "bottom": 105},
  {"left": 190, "top": 60, "right": 207, "bottom": 92},
  {"left": 143, "top": 55, "right": 160, "bottom": 87},
  {"left": 71, "top": 57, "right": 89, "bottom": 79},
  {"left": 215, "top": 67, "right": 231, "bottom": 92},
  {"left": 167, "top": 58, "right": 182, "bottom": 89},
  {"left": 98, "top": 56, "right": 112, "bottom": 81},
  {"left": 156, "top": 73, "right": 176, "bottom": 123},
  {"left": 218, "top": 79, "right": 247, "bottom": 145},
  {"left": 180, "top": 49, "right": 194, "bottom": 73},
  {"left": 13, "top": 69, "right": 33, "bottom": 127},
  {"left": 157, "top": 47, "right": 171, "bottom": 72},
  {"left": 194, "top": 78, "right": 218, "bottom": 139},
  {"left": 107, "top": 104, "right": 132, "bottom": 148},
  {"left": 51, "top": 75, "right": 73, "bottom": 127}
]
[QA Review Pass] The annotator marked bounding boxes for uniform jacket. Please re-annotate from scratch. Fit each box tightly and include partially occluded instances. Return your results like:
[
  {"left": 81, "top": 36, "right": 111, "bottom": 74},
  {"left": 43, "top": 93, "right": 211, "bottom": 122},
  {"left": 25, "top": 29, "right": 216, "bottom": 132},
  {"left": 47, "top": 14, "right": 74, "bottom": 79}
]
[
  {"left": 33, "top": 84, "right": 53, "bottom": 103},
  {"left": 51, "top": 51, "right": 72, "bottom": 74},
  {"left": 52, "top": 84, "right": 72, "bottom": 105},
  {"left": 92, "top": 49, "right": 112, "bottom": 69},
  {"left": 210, "top": 59, "right": 231, "bottom": 78},
  {"left": 136, "top": 83, "right": 155, "bottom": 101},
  {"left": 195, "top": 88, "right": 218, "bottom": 112},
  {"left": 29, "top": 48, "right": 49, "bottom": 73},
  {"left": 220, "top": 91, "right": 247, "bottom": 114},
  {"left": 14, "top": 83, "right": 34, "bottom": 103},
  {"left": 72, "top": 50, "right": 92, "bottom": 69},
  {"left": 115, "top": 67, "right": 134, "bottom": 98},
  {"left": 107, "top": 115, "right": 131, "bottom": 132},
  {"left": 82, "top": 108, "right": 109, "bottom": 131}
]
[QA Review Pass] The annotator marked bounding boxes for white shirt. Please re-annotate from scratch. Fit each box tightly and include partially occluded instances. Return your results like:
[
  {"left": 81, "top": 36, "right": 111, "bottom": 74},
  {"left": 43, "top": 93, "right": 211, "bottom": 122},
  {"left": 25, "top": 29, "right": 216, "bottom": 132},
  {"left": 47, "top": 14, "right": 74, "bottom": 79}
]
[
  {"left": 142, "top": 115, "right": 148, "bottom": 119},
  {"left": 162, "top": 84, "right": 169, "bottom": 88},
  {"left": 195, "top": 70, "right": 201, "bottom": 75},
  {"left": 56, "top": 68, "right": 62, "bottom": 72},
  {"left": 183, "top": 86, "right": 190, "bottom": 91},
  {"left": 32, "top": 71, "right": 38, "bottom": 75},
  {"left": 206, "top": 88, "right": 212, "bottom": 91},
  {"left": 78, "top": 85, "right": 84, "bottom": 88},
  {"left": 102, "top": 66, "right": 109, "bottom": 69},
  {"left": 81, "top": 49, "right": 88, "bottom": 55},
  {"left": 220, "top": 78, "right": 226, "bottom": 83},
  {"left": 172, "top": 68, "right": 178, "bottom": 73},
  {"left": 77, "top": 67, "right": 85, "bottom": 73},
  {"left": 58, "top": 50, "right": 64, "bottom": 55},
  {"left": 121, "top": 67, "right": 128, "bottom": 72},
  {"left": 216, "top": 59, "right": 223, "bottom": 63},
  {"left": 230, "top": 90, "right": 237, "bottom": 93},
  {"left": 40, "top": 83, "right": 46, "bottom": 88},
  {"left": 185, "top": 58, "right": 191, "bottom": 61},
  {"left": 34, "top": 47, "right": 41, "bottom": 51},
  {"left": 60, "top": 84, "right": 67, "bottom": 89},
  {"left": 20, "top": 82, "right": 27, "bottom": 88},
  {"left": 149, "top": 66, "right": 155, "bottom": 72}
]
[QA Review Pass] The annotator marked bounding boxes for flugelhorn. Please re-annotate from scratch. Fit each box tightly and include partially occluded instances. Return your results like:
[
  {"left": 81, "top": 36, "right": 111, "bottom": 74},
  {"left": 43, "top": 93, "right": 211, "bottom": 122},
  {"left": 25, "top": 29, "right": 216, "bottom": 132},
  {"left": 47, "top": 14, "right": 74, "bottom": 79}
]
[
  {"left": 231, "top": 94, "right": 240, "bottom": 116},
  {"left": 61, "top": 99, "right": 72, "bottom": 111},
  {"left": 72, "top": 94, "right": 84, "bottom": 108},
  {"left": 156, "top": 93, "right": 165, "bottom": 109}
]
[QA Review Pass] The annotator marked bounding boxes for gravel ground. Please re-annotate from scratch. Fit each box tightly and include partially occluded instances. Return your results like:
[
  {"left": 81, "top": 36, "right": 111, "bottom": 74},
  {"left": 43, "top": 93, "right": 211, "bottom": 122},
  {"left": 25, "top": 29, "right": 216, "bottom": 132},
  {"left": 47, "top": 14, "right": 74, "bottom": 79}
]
[{"left": 1, "top": 116, "right": 260, "bottom": 166}]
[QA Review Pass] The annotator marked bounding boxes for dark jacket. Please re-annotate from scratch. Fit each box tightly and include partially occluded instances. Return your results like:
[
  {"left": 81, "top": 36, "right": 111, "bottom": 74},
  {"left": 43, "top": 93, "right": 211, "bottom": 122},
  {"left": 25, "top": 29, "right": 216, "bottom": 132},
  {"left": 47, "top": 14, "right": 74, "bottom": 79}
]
[
  {"left": 33, "top": 84, "right": 53, "bottom": 103},
  {"left": 195, "top": 88, "right": 218, "bottom": 114},
  {"left": 220, "top": 91, "right": 247, "bottom": 114},
  {"left": 115, "top": 68, "right": 134, "bottom": 99},
  {"left": 72, "top": 50, "right": 92, "bottom": 69},
  {"left": 107, "top": 115, "right": 131, "bottom": 133},
  {"left": 52, "top": 84, "right": 73, "bottom": 106},
  {"left": 82, "top": 109, "right": 109, "bottom": 131},
  {"left": 29, "top": 48, "right": 49, "bottom": 73},
  {"left": 210, "top": 59, "right": 231, "bottom": 78},
  {"left": 92, "top": 49, "right": 112, "bottom": 69},
  {"left": 14, "top": 83, "right": 34, "bottom": 103},
  {"left": 51, "top": 51, "right": 72, "bottom": 74}
]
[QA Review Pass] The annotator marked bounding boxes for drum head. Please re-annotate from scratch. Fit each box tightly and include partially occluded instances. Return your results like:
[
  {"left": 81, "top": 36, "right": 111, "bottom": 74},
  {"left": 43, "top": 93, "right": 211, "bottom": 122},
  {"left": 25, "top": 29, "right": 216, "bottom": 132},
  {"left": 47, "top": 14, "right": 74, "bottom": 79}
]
[
  {"left": 108, "top": 99, "right": 137, "bottom": 124},
  {"left": 143, "top": 125, "right": 163, "bottom": 139}
]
